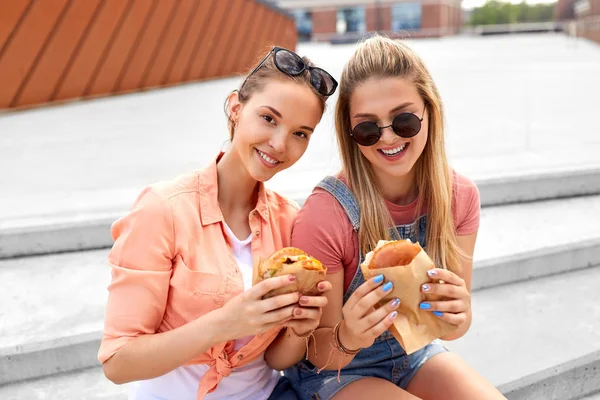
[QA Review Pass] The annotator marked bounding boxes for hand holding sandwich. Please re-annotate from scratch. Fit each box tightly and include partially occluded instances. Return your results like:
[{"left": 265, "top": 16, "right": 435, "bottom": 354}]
[
  {"left": 420, "top": 268, "right": 470, "bottom": 328},
  {"left": 219, "top": 274, "right": 304, "bottom": 340},
  {"left": 338, "top": 275, "right": 404, "bottom": 350}
]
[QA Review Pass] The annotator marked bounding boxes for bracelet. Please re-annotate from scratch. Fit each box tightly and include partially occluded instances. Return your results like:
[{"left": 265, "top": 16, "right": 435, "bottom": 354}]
[
  {"left": 332, "top": 321, "right": 361, "bottom": 356},
  {"left": 290, "top": 327, "right": 315, "bottom": 338}
]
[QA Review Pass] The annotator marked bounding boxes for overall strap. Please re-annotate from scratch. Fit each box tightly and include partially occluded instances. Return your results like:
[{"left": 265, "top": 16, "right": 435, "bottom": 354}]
[{"left": 315, "top": 176, "right": 360, "bottom": 231}]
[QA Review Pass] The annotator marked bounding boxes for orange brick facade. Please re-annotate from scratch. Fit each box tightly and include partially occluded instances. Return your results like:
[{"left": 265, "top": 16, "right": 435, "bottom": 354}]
[{"left": 0, "top": 0, "right": 296, "bottom": 111}]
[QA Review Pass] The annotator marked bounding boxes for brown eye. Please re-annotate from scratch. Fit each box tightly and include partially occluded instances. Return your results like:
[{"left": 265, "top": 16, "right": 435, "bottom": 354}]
[
  {"left": 294, "top": 131, "right": 308, "bottom": 139},
  {"left": 262, "top": 115, "right": 275, "bottom": 124}
]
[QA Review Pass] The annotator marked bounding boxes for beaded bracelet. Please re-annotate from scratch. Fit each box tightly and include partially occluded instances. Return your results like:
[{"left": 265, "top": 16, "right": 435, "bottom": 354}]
[{"left": 332, "top": 321, "right": 361, "bottom": 356}]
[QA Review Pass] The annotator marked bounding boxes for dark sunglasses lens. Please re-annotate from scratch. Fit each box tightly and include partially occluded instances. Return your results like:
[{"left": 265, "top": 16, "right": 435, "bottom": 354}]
[
  {"left": 352, "top": 122, "right": 381, "bottom": 146},
  {"left": 275, "top": 49, "right": 305, "bottom": 75},
  {"left": 392, "top": 113, "right": 421, "bottom": 138},
  {"left": 310, "top": 68, "right": 337, "bottom": 96}
]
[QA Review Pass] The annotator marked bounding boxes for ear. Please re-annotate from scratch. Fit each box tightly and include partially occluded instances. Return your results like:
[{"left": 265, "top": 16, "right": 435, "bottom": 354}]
[{"left": 226, "top": 90, "right": 242, "bottom": 122}]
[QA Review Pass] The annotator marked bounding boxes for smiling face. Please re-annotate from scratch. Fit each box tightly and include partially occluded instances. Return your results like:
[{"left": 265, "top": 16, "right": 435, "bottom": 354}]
[
  {"left": 349, "top": 76, "right": 428, "bottom": 183},
  {"left": 227, "top": 79, "right": 323, "bottom": 182}
]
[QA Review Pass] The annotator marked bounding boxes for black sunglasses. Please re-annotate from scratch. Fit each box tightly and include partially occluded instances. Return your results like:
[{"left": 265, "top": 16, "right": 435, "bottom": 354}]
[
  {"left": 350, "top": 107, "right": 426, "bottom": 147},
  {"left": 241, "top": 47, "right": 338, "bottom": 97}
]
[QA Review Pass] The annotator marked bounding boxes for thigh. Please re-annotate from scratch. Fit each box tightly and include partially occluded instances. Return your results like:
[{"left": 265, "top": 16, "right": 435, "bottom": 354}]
[
  {"left": 406, "top": 352, "right": 506, "bottom": 400},
  {"left": 333, "top": 377, "right": 420, "bottom": 400}
]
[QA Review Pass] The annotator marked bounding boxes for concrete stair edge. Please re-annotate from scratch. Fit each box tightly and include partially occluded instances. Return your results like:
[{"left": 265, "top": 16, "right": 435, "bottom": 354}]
[
  {"left": 2, "top": 168, "right": 600, "bottom": 259},
  {"left": 472, "top": 236, "right": 600, "bottom": 291},
  {"left": 499, "top": 349, "right": 600, "bottom": 400}
]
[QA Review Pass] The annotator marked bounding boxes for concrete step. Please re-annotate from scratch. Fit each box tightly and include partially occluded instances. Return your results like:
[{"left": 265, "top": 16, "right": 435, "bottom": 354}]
[
  {"left": 2, "top": 195, "right": 600, "bottom": 385},
  {"left": 444, "top": 266, "right": 600, "bottom": 400},
  {"left": 1, "top": 267, "right": 598, "bottom": 400},
  {"left": 581, "top": 392, "right": 600, "bottom": 400},
  {"left": 2, "top": 166, "right": 600, "bottom": 260},
  {"left": 0, "top": 367, "right": 127, "bottom": 400}
]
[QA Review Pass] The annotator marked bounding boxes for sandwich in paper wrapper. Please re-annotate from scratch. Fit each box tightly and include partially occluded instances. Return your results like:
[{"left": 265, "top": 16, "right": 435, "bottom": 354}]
[
  {"left": 254, "top": 247, "right": 327, "bottom": 298},
  {"left": 360, "top": 239, "right": 457, "bottom": 354}
]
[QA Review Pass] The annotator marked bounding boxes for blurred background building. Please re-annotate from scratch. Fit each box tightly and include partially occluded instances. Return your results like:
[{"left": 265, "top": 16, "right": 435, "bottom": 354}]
[
  {"left": 556, "top": 0, "right": 600, "bottom": 41},
  {"left": 275, "top": 0, "right": 463, "bottom": 42}
]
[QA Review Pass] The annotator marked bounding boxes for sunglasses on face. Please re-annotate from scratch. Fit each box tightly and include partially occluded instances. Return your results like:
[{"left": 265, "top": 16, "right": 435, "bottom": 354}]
[
  {"left": 350, "top": 107, "right": 426, "bottom": 147},
  {"left": 242, "top": 47, "right": 338, "bottom": 97}
]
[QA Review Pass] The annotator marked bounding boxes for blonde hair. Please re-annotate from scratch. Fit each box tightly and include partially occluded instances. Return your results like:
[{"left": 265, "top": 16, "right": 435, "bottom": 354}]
[
  {"left": 225, "top": 46, "right": 327, "bottom": 140},
  {"left": 335, "top": 34, "right": 462, "bottom": 273}
]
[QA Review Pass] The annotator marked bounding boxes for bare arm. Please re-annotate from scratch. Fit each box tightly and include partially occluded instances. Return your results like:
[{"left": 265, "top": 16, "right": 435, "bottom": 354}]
[
  {"left": 103, "top": 308, "right": 229, "bottom": 384},
  {"left": 265, "top": 281, "right": 332, "bottom": 370},
  {"left": 306, "top": 271, "right": 398, "bottom": 370},
  {"left": 103, "top": 275, "right": 302, "bottom": 384}
]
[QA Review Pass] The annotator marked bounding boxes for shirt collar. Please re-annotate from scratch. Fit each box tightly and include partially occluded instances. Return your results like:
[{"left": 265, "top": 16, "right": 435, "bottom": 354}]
[{"left": 198, "top": 153, "right": 270, "bottom": 226}]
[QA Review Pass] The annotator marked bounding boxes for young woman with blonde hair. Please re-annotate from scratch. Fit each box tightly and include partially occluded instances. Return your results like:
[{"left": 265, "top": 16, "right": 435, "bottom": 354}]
[
  {"left": 286, "top": 35, "right": 506, "bottom": 400},
  {"left": 98, "top": 46, "right": 338, "bottom": 400}
]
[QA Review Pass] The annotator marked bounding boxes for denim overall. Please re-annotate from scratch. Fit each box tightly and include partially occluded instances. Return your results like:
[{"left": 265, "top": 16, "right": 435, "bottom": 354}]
[{"left": 285, "top": 176, "right": 447, "bottom": 400}]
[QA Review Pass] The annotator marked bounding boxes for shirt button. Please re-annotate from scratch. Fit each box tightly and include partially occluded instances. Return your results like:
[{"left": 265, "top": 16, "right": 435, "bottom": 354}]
[
  {"left": 237, "top": 354, "right": 243, "bottom": 360},
  {"left": 252, "top": 211, "right": 258, "bottom": 216},
  {"left": 255, "top": 231, "right": 260, "bottom": 237}
]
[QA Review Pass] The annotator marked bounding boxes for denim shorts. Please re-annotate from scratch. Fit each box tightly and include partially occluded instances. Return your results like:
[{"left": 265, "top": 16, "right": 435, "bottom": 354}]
[{"left": 284, "top": 334, "right": 448, "bottom": 400}]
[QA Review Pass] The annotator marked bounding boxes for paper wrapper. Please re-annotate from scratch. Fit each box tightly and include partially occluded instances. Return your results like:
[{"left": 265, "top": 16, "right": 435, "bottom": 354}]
[
  {"left": 253, "top": 248, "right": 327, "bottom": 299},
  {"left": 360, "top": 240, "right": 457, "bottom": 354}
]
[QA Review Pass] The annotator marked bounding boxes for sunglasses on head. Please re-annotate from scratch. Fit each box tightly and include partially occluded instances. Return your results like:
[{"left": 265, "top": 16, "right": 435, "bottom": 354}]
[
  {"left": 350, "top": 107, "right": 426, "bottom": 147},
  {"left": 242, "top": 47, "right": 338, "bottom": 97}
]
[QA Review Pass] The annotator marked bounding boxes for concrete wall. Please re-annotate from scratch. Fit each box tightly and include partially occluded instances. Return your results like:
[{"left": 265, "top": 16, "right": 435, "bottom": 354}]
[{"left": 0, "top": 0, "right": 297, "bottom": 111}]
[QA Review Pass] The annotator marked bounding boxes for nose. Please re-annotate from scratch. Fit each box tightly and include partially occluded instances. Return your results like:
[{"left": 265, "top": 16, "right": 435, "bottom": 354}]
[
  {"left": 268, "top": 129, "right": 287, "bottom": 155},
  {"left": 379, "top": 124, "right": 398, "bottom": 143}
]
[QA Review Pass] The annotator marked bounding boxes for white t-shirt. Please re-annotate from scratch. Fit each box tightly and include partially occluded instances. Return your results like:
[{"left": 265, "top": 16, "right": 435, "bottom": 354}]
[{"left": 129, "top": 223, "right": 279, "bottom": 400}]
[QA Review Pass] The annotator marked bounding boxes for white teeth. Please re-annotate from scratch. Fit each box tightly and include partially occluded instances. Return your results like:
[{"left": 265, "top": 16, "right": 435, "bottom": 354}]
[
  {"left": 381, "top": 143, "right": 407, "bottom": 156},
  {"left": 257, "top": 149, "right": 279, "bottom": 165}
]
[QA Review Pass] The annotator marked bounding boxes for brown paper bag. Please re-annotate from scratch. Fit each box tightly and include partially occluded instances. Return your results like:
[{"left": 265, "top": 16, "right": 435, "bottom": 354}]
[
  {"left": 253, "top": 248, "right": 327, "bottom": 298},
  {"left": 360, "top": 240, "right": 457, "bottom": 354}
]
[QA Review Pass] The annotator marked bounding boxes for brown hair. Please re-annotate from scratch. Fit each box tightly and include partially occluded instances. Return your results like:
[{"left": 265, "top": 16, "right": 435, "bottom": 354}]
[
  {"left": 225, "top": 47, "right": 328, "bottom": 140},
  {"left": 336, "top": 34, "right": 463, "bottom": 273}
]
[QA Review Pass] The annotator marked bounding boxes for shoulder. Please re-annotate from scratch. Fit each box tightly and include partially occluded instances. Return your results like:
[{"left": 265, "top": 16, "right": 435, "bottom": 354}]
[
  {"left": 124, "top": 171, "right": 202, "bottom": 227},
  {"left": 452, "top": 169, "right": 479, "bottom": 201},
  {"left": 264, "top": 188, "right": 301, "bottom": 215},
  {"left": 450, "top": 168, "right": 481, "bottom": 235}
]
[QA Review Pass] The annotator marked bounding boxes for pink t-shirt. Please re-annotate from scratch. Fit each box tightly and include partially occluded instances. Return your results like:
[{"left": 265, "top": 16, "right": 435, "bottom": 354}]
[{"left": 291, "top": 170, "right": 480, "bottom": 293}]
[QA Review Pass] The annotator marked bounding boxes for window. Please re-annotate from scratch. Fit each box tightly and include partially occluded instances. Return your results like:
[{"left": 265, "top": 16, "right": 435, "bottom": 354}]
[
  {"left": 292, "top": 9, "right": 312, "bottom": 38},
  {"left": 391, "top": 3, "right": 422, "bottom": 31},
  {"left": 336, "top": 7, "right": 366, "bottom": 34}
]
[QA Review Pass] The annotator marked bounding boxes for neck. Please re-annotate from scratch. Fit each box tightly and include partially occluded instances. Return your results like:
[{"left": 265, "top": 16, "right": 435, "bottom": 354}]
[
  {"left": 374, "top": 167, "right": 419, "bottom": 206},
  {"left": 216, "top": 150, "right": 259, "bottom": 218}
]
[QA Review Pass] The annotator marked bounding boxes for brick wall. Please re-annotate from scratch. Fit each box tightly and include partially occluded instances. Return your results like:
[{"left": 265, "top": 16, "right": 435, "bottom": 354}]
[
  {"left": 312, "top": 9, "right": 338, "bottom": 34},
  {"left": 0, "top": 0, "right": 296, "bottom": 110}
]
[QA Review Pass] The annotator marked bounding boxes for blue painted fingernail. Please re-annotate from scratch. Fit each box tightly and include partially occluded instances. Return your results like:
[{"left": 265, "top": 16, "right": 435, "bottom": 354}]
[
  {"left": 389, "top": 311, "right": 398, "bottom": 320},
  {"left": 383, "top": 282, "right": 393, "bottom": 291},
  {"left": 422, "top": 284, "right": 430, "bottom": 292},
  {"left": 419, "top": 302, "right": 431, "bottom": 310},
  {"left": 427, "top": 270, "right": 437, "bottom": 277},
  {"left": 391, "top": 298, "right": 400, "bottom": 307},
  {"left": 433, "top": 311, "right": 443, "bottom": 317},
  {"left": 374, "top": 274, "right": 384, "bottom": 284}
]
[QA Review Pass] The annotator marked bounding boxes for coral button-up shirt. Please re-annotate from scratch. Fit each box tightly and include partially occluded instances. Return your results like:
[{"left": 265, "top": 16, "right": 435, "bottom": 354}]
[{"left": 98, "top": 154, "right": 299, "bottom": 399}]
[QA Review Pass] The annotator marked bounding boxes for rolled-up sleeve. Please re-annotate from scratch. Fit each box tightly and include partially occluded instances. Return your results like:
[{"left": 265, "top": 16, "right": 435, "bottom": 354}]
[{"left": 98, "top": 187, "right": 175, "bottom": 363}]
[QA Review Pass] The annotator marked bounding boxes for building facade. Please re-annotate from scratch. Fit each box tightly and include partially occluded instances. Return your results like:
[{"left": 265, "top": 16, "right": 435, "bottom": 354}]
[
  {"left": 275, "top": 0, "right": 463, "bottom": 42},
  {"left": 0, "top": 0, "right": 296, "bottom": 110},
  {"left": 556, "top": 0, "right": 600, "bottom": 43}
]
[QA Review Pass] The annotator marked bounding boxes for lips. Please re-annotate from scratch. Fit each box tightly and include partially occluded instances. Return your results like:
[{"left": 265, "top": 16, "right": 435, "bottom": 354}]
[
  {"left": 255, "top": 148, "right": 281, "bottom": 167},
  {"left": 379, "top": 143, "right": 407, "bottom": 156}
]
